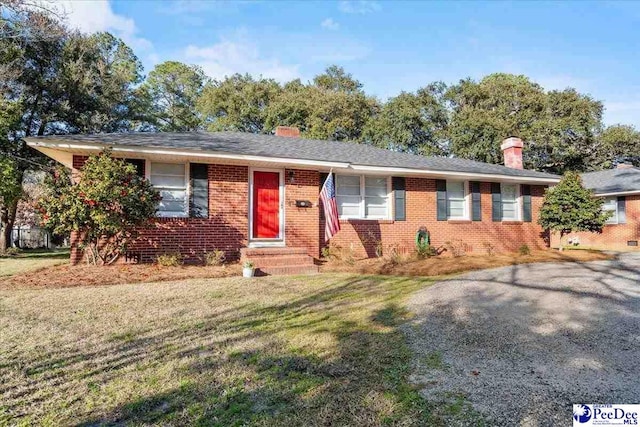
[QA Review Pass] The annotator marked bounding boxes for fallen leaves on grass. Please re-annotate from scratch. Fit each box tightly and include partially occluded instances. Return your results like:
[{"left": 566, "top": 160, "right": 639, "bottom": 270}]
[
  {"left": 322, "top": 249, "right": 613, "bottom": 277},
  {"left": 0, "top": 263, "right": 242, "bottom": 289}
]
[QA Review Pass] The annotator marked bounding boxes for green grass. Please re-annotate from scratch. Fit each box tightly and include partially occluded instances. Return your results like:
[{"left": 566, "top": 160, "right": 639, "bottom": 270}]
[
  {"left": 0, "top": 273, "right": 473, "bottom": 426},
  {"left": 0, "top": 249, "right": 69, "bottom": 277}
]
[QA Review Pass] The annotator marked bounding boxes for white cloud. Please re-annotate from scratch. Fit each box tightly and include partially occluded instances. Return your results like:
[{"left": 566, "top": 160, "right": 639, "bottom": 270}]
[
  {"left": 338, "top": 1, "right": 381, "bottom": 14},
  {"left": 321, "top": 18, "right": 339, "bottom": 30},
  {"left": 184, "top": 34, "right": 300, "bottom": 82},
  {"left": 57, "top": 0, "right": 152, "bottom": 51}
]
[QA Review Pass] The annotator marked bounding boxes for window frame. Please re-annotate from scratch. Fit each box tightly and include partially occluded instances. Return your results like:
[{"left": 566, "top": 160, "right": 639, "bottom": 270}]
[
  {"left": 602, "top": 196, "right": 618, "bottom": 224},
  {"left": 335, "top": 174, "right": 391, "bottom": 220},
  {"left": 500, "top": 183, "right": 521, "bottom": 221},
  {"left": 445, "top": 180, "right": 470, "bottom": 220},
  {"left": 147, "top": 160, "right": 190, "bottom": 218}
]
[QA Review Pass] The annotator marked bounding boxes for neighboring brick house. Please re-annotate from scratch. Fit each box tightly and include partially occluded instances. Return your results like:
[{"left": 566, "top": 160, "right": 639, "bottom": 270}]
[
  {"left": 26, "top": 128, "right": 559, "bottom": 274},
  {"left": 557, "top": 165, "right": 640, "bottom": 251}
]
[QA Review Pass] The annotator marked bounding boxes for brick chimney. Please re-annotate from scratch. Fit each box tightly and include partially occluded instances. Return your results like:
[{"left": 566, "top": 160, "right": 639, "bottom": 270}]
[
  {"left": 501, "top": 137, "right": 524, "bottom": 169},
  {"left": 275, "top": 126, "right": 300, "bottom": 138}
]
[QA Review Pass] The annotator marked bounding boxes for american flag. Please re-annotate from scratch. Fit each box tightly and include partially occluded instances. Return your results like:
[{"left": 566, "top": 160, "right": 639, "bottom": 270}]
[{"left": 320, "top": 172, "right": 340, "bottom": 241}]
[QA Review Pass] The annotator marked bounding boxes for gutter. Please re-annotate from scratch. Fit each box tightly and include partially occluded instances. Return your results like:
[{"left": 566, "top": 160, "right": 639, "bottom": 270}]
[{"left": 591, "top": 190, "right": 640, "bottom": 197}]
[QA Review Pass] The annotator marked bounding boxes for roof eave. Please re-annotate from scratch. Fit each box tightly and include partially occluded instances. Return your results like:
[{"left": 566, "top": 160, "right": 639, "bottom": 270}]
[
  {"left": 590, "top": 189, "right": 640, "bottom": 197},
  {"left": 25, "top": 138, "right": 560, "bottom": 184}
]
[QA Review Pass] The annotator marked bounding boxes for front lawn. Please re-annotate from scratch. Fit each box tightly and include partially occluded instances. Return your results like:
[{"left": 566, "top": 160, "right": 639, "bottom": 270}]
[
  {"left": 0, "top": 249, "right": 69, "bottom": 277},
  {"left": 0, "top": 274, "right": 449, "bottom": 426}
]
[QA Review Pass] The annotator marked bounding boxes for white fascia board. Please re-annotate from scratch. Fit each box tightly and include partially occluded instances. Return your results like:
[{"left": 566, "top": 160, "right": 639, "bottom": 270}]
[
  {"left": 25, "top": 139, "right": 350, "bottom": 169},
  {"left": 592, "top": 190, "right": 640, "bottom": 197},
  {"left": 349, "top": 165, "right": 560, "bottom": 184}
]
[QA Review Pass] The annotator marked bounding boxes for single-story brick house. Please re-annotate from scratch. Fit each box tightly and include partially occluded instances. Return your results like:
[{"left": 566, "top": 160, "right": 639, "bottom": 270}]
[
  {"left": 26, "top": 127, "right": 559, "bottom": 273},
  {"left": 558, "top": 164, "right": 640, "bottom": 250}
]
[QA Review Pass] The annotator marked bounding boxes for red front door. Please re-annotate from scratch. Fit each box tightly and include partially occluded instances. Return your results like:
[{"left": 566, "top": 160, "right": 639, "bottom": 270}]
[{"left": 253, "top": 171, "right": 280, "bottom": 239}]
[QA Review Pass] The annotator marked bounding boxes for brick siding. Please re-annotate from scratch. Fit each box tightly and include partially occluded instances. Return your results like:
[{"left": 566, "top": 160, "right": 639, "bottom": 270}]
[
  {"left": 70, "top": 157, "right": 250, "bottom": 264},
  {"left": 325, "top": 178, "right": 549, "bottom": 257},
  {"left": 69, "top": 155, "right": 551, "bottom": 264}
]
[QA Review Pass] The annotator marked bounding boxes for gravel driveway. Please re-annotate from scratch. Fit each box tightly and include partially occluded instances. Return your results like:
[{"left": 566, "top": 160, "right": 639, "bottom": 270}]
[{"left": 403, "top": 253, "right": 640, "bottom": 426}]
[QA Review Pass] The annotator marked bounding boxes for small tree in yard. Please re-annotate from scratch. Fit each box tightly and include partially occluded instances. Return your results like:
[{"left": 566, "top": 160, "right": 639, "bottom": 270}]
[
  {"left": 39, "top": 151, "right": 160, "bottom": 265},
  {"left": 0, "top": 157, "right": 23, "bottom": 254},
  {"left": 538, "top": 171, "right": 611, "bottom": 250}
]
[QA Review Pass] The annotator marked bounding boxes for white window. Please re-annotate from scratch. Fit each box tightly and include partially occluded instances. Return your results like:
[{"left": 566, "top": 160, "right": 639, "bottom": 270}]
[
  {"left": 446, "top": 181, "right": 467, "bottom": 219},
  {"left": 150, "top": 162, "right": 187, "bottom": 217},
  {"left": 501, "top": 183, "right": 519, "bottom": 220},
  {"left": 603, "top": 197, "right": 618, "bottom": 224},
  {"left": 365, "top": 176, "right": 388, "bottom": 218},
  {"left": 336, "top": 175, "right": 389, "bottom": 219}
]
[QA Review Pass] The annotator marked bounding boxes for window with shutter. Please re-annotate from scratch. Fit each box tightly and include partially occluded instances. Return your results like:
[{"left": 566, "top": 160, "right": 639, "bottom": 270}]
[
  {"left": 190, "top": 163, "right": 208, "bottom": 218},
  {"left": 151, "top": 162, "right": 188, "bottom": 218},
  {"left": 392, "top": 177, "right": 406, "bottom": 221},
  {"left": 470, "top": 181, "right": 481, "bottom": 221}
]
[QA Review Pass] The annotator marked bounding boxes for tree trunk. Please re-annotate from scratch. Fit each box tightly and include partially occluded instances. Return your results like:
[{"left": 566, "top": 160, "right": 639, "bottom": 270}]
[
  {"left": 1, "top": 199, "right": 18, "bottom": 252},
  {"left": 0, "top": 206, "right": 7, "bottom": 254}
]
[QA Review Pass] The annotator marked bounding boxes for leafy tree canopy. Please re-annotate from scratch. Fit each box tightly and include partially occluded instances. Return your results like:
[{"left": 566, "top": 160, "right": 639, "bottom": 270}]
[
  {"left": 137, "top": 61, "right": 208, "bottom": 131},
  {"left": 446, "top": 73, "right": 604, "bottom": 174},
  {"left": 0, "top": 8, "right": 142, "bottom": 249},
  {"left": 197, "top": 73, "right": 282, "bottom": 133},
  {"left": 265, "top": 66, "right": 379, "bottom": 141},
  {"left": 363, "top": 83, "right": 449, "bottom": 156},
  {"left": 313, "top": 65, "right": 363, "bottom": 93},
  {"left": 38, "top": 151, "right": 160, "bottom": 265},
  {"left": 538, "top": 171, "right": 611, "bottom": 248},
  {"left": 597, "top": 124, "right": 640, "bottom": 168}
]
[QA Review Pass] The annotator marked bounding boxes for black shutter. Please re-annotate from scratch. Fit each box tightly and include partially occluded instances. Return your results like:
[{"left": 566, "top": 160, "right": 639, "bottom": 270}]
[
  {"left": 436, "top": 179, "right": 447, "bottom": 221},
  {"left": 189, "top": 163, "right": 209, "bottom": 218},
  {"left": 491, "top": 182, "right": 502, "bottom": 222},
  {"left": 470, "top": 181, "right": 482, "bottom": 221},
  {"left": 392, "top": 177, "right": 406, "bottom": 221},
  {"left": 618, "top": 196, "right": 627, "bottom": 224},
  {"left": 319, "top": 173, "right": 328, "bottom": 190},
  {"left": 522, "top": 185, "right": 532, "bottom": 222}
]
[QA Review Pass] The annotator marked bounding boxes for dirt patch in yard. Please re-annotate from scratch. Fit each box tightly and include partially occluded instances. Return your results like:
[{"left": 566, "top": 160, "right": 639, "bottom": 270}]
[
  {"left": 0, "top": 263, "right": 242, "bottom": 290},
  {"left": 322, "top": 249, "right": 612, "bottom": 277}
]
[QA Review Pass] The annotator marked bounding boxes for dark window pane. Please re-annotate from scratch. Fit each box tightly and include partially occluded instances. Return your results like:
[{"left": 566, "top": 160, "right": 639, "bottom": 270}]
[{"left": 190, "top": 164, "right": 208, "bottom": 218}]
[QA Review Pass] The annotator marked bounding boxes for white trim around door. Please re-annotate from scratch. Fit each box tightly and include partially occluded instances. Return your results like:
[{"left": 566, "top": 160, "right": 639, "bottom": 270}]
[{"left": 248, "top": 167, "right": 286, "bottom": 247}]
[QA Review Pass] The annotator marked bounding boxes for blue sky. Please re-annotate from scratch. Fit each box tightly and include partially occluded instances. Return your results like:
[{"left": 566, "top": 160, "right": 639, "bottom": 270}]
[{"left": 61, "top": 0, "right": 640, "bottom": 127}]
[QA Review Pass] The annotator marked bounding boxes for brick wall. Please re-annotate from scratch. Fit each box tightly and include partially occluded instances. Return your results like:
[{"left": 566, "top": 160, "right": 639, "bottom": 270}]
[
  {"left": 284, "top": 169, "right": 321, "bottom": 258},
  {"left": 69, "top": 154, "right": 551, "bottom": 264},
  {"left": 551, "top": 195, "right": 640, "bottom": 250},
  {"left": 70, "top": 157, "right": 249, "bottom": 264},
  {"left": 130, "top": 164, "right": 249, "bottom": 263},
  {"left": 325, "top": 179, "right": 549, "bottom": 257}
]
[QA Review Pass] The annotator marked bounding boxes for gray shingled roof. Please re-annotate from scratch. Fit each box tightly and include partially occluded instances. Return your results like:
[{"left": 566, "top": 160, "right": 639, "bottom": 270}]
[
  {"left": 30, "top": 131, "right": 559, "bottom": 180},
  {"left": 581, "top": 167, "right": 640, "bottom": 194}
]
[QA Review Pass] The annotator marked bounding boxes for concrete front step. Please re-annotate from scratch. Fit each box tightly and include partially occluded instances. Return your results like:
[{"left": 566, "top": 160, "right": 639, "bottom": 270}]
[
  {"left": 250, "top": 256, "right": 315, "bottom": 267},
  {"left": 241, "top": 247, "right": 309, "bottom": 258},
  {"left": 240, "top": 247, "right": 318, "bottom": 275},
  {"left": 256, "top": 264, "right": 319, "bottom": 276}
]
